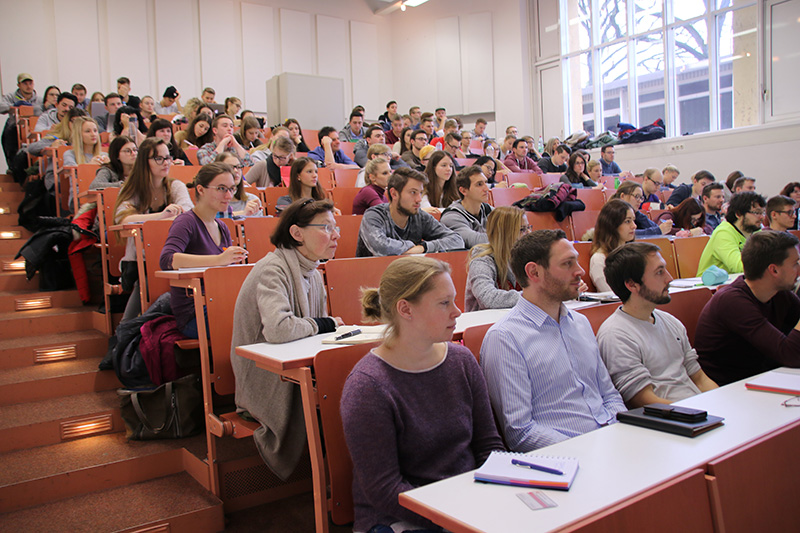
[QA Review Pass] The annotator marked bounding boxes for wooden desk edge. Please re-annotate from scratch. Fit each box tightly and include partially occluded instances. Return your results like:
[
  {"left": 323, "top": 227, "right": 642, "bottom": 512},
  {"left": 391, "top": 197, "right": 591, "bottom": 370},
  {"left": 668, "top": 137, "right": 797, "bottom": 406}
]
[
  {"left": 235, "top": 344, "right": 314, "bottom": 372},
  {"left": 398, "top": 493, "right": 484, "bottom": 533}
]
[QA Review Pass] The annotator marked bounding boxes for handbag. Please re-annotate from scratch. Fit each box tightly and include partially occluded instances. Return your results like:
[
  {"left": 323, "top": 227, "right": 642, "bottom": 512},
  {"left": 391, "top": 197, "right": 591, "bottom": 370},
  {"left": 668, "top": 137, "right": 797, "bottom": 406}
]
[{"left": 118, "top": 374, "right": 204, "bottom": 440}]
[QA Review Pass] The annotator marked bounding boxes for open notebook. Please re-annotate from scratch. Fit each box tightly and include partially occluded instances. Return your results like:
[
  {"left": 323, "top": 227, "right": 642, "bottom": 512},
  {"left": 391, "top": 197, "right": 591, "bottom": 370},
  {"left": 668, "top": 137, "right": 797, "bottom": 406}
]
[{"left": 474, "top": 451, "right": 579, "bottom": 491}]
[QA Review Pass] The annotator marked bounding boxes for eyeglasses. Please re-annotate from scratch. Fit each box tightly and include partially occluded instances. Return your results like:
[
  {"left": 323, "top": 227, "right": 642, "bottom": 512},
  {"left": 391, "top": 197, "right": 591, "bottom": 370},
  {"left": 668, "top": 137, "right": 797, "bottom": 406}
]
[
  {"left": 447, "top": 143, "right": 460, "bottom": 151},
  {"left": 520, "top": 224, "right": 532, "bottom": 234},
  {"left": 228, "top": 164, "right": 244, "bottom": 170},
  {"left": 775, "top": 210, "right": 797, "bottom": 217},
  {"left": 151, "top": 155, "right": 174, "bottom": 164},
  {"left": 647, "top": 176, "right": 663, "bottom": 185},
  {"left": 782, "top": 396, "right": 800, "bottom": 407},
  {"left": 749, "top": 210, "right": 766, "bottom": 216},
  {"left": 120, "top": 148, "right": 138, "bottom": 155},
  {"left": 211, "top": 185, "right": 237, "bottom": 194},
  {"left": 306, "top": 223, "right": 340, "bottom": 235},
  {"left": 630, "top": 194, "right": 644, "bottom": 201},
  {"left": 272, "top": 153, "right": 290, "bottom": 161}
]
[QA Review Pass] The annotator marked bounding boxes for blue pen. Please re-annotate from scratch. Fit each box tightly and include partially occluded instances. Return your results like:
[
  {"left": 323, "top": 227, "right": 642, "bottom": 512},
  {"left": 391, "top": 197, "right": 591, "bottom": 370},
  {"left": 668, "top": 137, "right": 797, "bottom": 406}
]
[{"left": 511, "top": 458, "right": 564, "bottom": 476}]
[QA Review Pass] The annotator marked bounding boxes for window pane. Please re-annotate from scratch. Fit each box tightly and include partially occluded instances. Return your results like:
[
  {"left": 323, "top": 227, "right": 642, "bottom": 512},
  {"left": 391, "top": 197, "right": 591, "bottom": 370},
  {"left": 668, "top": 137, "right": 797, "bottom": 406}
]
[
  {"left": 636, "top": 33, "right": 666, "bottom": 125},
  {"left": 566, "top": 0, "right": 592, "bottom": 52},
  {"left": 600, "top": 42, "right": 629, "bottom": 129},
  {"left": 634, "top": 0, "right": 664, "bottom": 34},
  {"left": 673, "top": 20, "right": 710, "bottom": 134},
  {"left": 718, "top": 6, "right": 758, "bottom": 129},
  {"left": 599, "top": 0, "right": 627, "bottom": 43},
  {"left": 566, "top": 52, "right": 595, "bottom": 136},
  {"left": 674, "top": 0, "right": 708, "bottom": 22}
]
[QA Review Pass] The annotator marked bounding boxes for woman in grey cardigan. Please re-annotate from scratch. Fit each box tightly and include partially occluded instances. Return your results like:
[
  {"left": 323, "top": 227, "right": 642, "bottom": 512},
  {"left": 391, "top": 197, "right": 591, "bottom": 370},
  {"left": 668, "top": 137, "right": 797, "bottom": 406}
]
[
  {"left": 230, "top": 198, "right": 343, "bottom": 480},
  {"left": 464, "top": 206, "right": 528, "bottom": 311}
]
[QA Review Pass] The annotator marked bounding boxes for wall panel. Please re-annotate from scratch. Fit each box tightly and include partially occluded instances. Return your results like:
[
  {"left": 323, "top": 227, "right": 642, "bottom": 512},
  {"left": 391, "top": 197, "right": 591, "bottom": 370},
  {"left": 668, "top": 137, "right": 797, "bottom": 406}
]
[
  {"left": 53, "top": 0, "right": 102, "bottom": 92},
  {"left": 106, "top": 0, "right": 151, "bottom": 96},
  {"left": 0, "top": 0, "right": 57, "bottom": 95},
  {"left": 349, "top": 21, "right": 382, "bottom": 118},
  {"left": 460, "top": 12, "right": 493, "bottom": 114},
  {"left": 434, "top": 16, "right": 463, "bottom": 115},
  {"left": 280, "top": 9, "right": 314, "bottom": 75},
  {"left": 199, "top": 0, "right": 242, "bottom": 103},
  {"left": 316, "top": 15, "right": 350, "bottom": 113},
  {"left": 154, "top": 0, "right": 200, "bottom": 102},
  {"left": 241, "top": 2, "right": 276, "bottom": 113}
]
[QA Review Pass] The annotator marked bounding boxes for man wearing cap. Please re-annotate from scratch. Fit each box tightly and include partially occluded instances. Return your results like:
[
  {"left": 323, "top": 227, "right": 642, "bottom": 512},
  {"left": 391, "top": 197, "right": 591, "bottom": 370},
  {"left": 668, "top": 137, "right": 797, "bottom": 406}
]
[
  {"left": 155, "top": 86, "right": 182, "bottom": 115},
  {"left": 1, "top": 73, "right": 43, "bottom": 166}
]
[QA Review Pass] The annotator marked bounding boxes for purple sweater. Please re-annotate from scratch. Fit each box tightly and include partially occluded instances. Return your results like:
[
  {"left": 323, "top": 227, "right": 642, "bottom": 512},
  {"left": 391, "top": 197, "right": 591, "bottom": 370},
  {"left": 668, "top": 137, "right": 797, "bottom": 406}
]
[
  {"left": 696, "top": 276, "right": 800, "bottom": 385},
  {"left": 340, "top": 342, "right": 503, "bottom": 531},
  {"left": 352, "top": 184, "right": 387, "bottom": 216},
  {"left": 159, "top": 210, "right": 231, "bottom": 329}
]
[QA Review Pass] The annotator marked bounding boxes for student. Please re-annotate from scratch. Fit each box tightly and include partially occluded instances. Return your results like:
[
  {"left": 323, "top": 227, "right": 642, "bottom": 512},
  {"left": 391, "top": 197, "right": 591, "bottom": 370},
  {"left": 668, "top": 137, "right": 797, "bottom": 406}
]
[
  {"left": 234, "top": 116, "right": 264, "bottom": 150},
  {"left": 420, "top": 150, "right": 460, "bottom": 214},
  {"left": 276, "top": 157, "right": 340, "bottom": 215},
  {"left": 465, "top": 206, "right": 528, "bottom": 311},
  {"left": 146, "top": 118, "right": 188, "bottom": 165},
  {"left": 590, "top": 199, "right": 636, "bottom": 292},
  {"left": 353, "top": 158, "right": 390, "bottom": 216},
  {"left": 159, "top": 162, "right": 248, "bottom": 338},
  {"left": 42, "top": 85, "right": 61, "bottom": 111},
  {"left": 90, "top": 135, "right": 137, "bottom": 189},
  {"left": 245, "top": 135, "right": 296, "bottom": 188},
  {"left": 611, "top": 181, "right": 672, "bottom": 237},
  {"left": 174, "top": 114, "right": 213, "bottom": 150},
  {"left": 696, "top": 191, "right": 766, "bottom": 275},
  {"left": 655, "top": 197, "right": 708, "bottom": 237},
  {"left": 283, "top": 118, "right": 310, "bottom": 152},
  {"left": 441, "top": 165, "right": 493, "bottom": 248},
  {"left": 394, "top": 126, "right": 413, "bottom": 155},
  {"left": 112, "top": 105, "right": 147, "bottom": 145},
  {"left": 779, "top": 182, "right": 800, "bottom": 230},
  {"left": 114, "top": 138, "right": 193, "bottom": 321},
  {"left": 341, "top": 256, "right": 504, "bottom": 532},
  {"left": 215, "top": 153, "right": 262, "bottom": 217},
  {"left": 63, "top": 117, "right": 108, "bottom": 206},
  {"left": 230, "top": 198, "right": 343, "bottom": 479},
  {"left": 560, "top": 151, "right": 599, "bottom": 189},
  {"left": 598, "top": 242, "right": 718, "bottom": 407}
]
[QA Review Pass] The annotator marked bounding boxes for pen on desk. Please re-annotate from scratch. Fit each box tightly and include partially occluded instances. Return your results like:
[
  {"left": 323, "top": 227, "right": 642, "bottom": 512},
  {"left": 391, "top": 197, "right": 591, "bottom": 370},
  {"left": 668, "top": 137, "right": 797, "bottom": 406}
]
[
  {"left": 511, "top": 458, "right": 564, "bottom": 475},
  {"left": 334, "top": 329, "right": 362, "bottom": 341}
]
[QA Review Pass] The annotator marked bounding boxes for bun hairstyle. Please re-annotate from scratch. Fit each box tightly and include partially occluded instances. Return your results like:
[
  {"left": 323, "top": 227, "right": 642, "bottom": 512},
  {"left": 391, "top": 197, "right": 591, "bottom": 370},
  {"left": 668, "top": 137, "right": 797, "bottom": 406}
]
[{"left": 360, "top": 257, "right": 451, "bottom": 344}]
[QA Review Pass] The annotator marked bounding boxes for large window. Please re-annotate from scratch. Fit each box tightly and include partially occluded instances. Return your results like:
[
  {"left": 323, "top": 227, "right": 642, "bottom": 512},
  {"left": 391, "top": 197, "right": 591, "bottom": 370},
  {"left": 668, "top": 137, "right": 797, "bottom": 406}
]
[{"left": 560, "top": 0, "right": 758, "bottom": 138}]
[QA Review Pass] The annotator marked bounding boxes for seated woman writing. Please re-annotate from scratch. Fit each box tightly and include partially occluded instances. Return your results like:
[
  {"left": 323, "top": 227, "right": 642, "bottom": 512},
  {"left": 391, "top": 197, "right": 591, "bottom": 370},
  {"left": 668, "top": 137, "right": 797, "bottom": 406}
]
[
  {"left": 159, "top": 162, "right": 248, "bottom": 338},
  {"left": 230, "top": 198, "right": 343, "bottom": 480},
  {"left": 341, "top": 256, "right": 504, "bottom": 533},
  {"left": 656, "top": 197, "right": 709, "bottom": 237}
]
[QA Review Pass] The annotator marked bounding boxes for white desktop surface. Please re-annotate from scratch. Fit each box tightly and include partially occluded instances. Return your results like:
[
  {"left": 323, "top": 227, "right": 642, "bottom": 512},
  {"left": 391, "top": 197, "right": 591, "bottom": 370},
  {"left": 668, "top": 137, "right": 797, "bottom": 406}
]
[
  {"left": 235, "top": 309, "right": 511, "bottom": 370},
  {"left": 399, "top": 374, "right": 800, "bottom": 533}
]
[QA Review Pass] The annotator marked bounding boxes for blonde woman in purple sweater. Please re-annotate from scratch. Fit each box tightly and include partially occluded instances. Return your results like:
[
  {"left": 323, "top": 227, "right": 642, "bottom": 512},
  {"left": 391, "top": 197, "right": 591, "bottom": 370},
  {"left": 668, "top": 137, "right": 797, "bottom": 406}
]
[{"left": 341, "top": 257, "right": 503, "bottom": 532}]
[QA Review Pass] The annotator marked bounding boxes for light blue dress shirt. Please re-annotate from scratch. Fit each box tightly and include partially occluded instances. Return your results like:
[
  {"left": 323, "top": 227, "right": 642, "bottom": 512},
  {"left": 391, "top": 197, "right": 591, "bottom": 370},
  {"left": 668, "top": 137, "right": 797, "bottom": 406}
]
[{"left": 480, "top": 296, "right": 625, "bottom": 451}]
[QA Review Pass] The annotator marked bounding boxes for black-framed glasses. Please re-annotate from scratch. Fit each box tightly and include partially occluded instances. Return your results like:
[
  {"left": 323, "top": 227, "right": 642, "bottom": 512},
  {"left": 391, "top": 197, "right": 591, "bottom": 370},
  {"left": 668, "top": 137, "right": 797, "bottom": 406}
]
[
  {"left": 749, "top": 210, "right": 766, "bottom": 216},
  {"left": 211, "top": 185, "right": 237, "bottom": 194},
  {"left": 151, "top": 155, "right": 174, "bottom": 164},
  {"left": 306, "top": 223, "right": 340, "bottom": 235},
  {"left": 647, "top": 176, "right": 663, "bottom": 185},
  {"left": 447, "top": 143, "right": 460, "bottom": 151},
  {"left": 782, "top": 396, "right": 800, "bottom": 407},
  {"left": 120, "top": 148, "right": 138, "bottom": 155},
  {"left": 272, "top": 152, "right": 290, "bottom": 161},
  {"left": 775, "top": 210, "right": 797, "bottom": 217}
]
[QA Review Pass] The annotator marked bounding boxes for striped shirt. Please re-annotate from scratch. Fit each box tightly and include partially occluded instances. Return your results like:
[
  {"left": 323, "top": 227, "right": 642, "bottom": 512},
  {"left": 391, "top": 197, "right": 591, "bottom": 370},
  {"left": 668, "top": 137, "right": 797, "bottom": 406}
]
[{"left": 480, "top": 296, "right": 625, "bottom": 451}]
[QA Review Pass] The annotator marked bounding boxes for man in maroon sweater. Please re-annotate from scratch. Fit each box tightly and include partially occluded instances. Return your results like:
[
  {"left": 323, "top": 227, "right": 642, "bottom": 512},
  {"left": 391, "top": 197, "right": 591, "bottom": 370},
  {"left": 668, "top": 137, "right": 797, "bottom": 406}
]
[
  {"left": 696, "top": 231, "right": 800, "bottom": 385},
  {"left": 503, "top": 138, "right": 542, "bottom": 174}
]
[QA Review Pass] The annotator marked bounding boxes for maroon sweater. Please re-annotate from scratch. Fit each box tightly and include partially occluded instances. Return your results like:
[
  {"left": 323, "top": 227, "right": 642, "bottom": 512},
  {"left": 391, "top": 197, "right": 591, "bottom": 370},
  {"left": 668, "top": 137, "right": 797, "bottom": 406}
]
[
  {"left": 695, "top": 276, "right": 800, "bottom": 385},
  {"left": 340, "top": 342, "right": 503, "bottom": 531}
]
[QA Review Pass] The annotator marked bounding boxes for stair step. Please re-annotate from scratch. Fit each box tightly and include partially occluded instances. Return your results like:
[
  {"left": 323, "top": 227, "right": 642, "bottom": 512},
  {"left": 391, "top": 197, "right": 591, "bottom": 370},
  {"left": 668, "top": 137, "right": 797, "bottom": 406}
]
[
  {"left": 0, "top": 329, "right": 108, "bottom": 370},
  {"left": 0, "top": 307, "right": 96, "bottom": 339},
  {"left": 0, "top": 174, "right": 16, "bottom": 184},
  {"left": 0, "top": 271, "right": 37, "bottom": 291},
  {"left": 0, "top": 390, "right": 123, "bottom": 453},
  {"left": 0, "top": 357, "right": 120, "bottom": 406},
  {"left": 0, "top": 432, "right": 206, "bottom": 512},
  {"left": 0, "top": 190, "right": 24, "bottom": 204},
  {"left": 0, "top": 213, "right": 19, "bottom": 225},
  {"left": 0, "top": 289, "right": 82, "bottom": 313},
  {"left": 0, "top": 472, "right": 224, "bottom": 533},
  {"left": 0, "top": 238, "right": 28, "bottom": 256}
]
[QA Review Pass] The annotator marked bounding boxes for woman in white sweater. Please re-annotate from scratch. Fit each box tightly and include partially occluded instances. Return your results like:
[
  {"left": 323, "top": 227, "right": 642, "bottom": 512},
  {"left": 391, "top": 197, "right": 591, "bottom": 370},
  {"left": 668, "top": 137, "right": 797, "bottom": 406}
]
[
  {"left": 590, "top": 199, "right": 637, "bottom": 292},
  {"left": 230, "top": 198, "right": 343, "bottom": 480}
]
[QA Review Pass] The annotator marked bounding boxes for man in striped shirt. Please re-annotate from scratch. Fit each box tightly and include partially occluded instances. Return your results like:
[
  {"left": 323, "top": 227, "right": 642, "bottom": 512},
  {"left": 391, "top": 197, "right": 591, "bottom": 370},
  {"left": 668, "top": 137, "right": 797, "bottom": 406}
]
[{"left": 481, "top": 230, "right": 625, "bottom": 451}]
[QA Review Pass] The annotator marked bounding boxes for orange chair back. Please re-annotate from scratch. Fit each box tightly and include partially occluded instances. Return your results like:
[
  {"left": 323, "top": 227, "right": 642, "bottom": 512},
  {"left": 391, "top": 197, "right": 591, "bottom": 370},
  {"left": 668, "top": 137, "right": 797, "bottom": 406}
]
[
  {"left": 541, "top": 173, "right": 563, "bottom": 186},
  {"left": 462, "top": 323, "right": 493, "bottom": 363},
  {"left": 100, "top": 188, "right": 125, "bottom": 277},
  {"left": 490, "top": 187, "right": 530, "bottom": 207},
  {"left": 262, "top": 187, "right": 287, "bottom": 216},
  {"left": 573, "top": 241, "right": 596, "bottom": 292},
  {"left": 184, "top": 147, "right": 199, "bottom": 166},
  {"left": 507, "top": 173, "right": 543, "bottom": 189},
  {"left": 571, "top": 210, "right": 599, "bottom": 241},
  {"left": 168, "top": 165, "right": 200, "bottom": 184},
  {"left": 339, "top": 142, "right": 356, "bottom": 161},
  {"left": 525, "top": 211, "right": 574, "bottom": 240},
  {"left": 302, "top": 129, "right": 320, "bottom": 150},
  {"left": 142, "top": 219, "right": 175, "bottom": 307},
  {"left": 576, "top": 189, "right": 605, "bottom": 211},
  {"left": 315, "top": 342, "right": 380, "bottom": 525},
  {"left": 204, "top": 264, "right": 255, "bottom": 395},
  {"left": 657, "top": 287, "right": 713, "bottom": 346},
  {"left": 318, "top": 167, "right": 336, "bottom": 190},
  {"left": 331, "top": 187, "right": 361, "bottom": 216},
  {"left": 333, "top": 215, "right": 362, "bottom": 259},
  {"left": 243, "top": 217, "right": 281, "bottom": 262},
  {"left": 576, "top": 302, "right": 618, "bottom": 334},
  {"left": 673, "top": 236, "right": 710, "bottom": 278},
  {"left": 334, "top": 168, "right": 360, "bottom": 188},
  {"left": 638, "top": 236, "right": 679, "bottom": 279}
]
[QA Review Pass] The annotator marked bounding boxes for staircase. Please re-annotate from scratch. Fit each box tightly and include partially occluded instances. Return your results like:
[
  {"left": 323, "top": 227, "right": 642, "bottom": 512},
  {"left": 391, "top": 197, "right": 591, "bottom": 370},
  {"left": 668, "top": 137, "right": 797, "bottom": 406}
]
[{"left": 0, "top": 174, "right": 224, "bottom": 532}]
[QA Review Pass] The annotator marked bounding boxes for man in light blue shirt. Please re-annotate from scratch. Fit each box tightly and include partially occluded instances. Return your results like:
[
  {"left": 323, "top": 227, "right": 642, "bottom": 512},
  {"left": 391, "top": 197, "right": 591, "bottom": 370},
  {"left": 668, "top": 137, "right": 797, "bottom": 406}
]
[{"left": 481, "top": 230, "right": 625, "bottom": 451}]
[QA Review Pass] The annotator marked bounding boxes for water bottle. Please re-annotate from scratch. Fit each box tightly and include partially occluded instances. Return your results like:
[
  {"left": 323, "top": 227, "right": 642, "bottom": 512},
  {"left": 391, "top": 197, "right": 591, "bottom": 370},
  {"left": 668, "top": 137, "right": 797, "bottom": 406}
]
[
  {"left": 129, "top": 116, "right": 138, "bottom": 142},
  {"left": 537, "top": 136, "right": 544, "bottom": 153}
]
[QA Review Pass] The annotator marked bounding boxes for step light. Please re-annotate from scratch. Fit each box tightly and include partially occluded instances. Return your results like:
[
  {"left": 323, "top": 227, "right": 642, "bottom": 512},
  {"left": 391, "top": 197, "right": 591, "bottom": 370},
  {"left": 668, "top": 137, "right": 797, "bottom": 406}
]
[
  {"left": 0, "top": 207, "right": 9, "bottom": 214},
  {"left": 34, "top": 344, "right": 77, "bottom": 363},
  {"left": 2, "top": 259, "right": 25, "bottom": 271},
  {"left": 15, "top": 296, "right": 52, "bottom": 311},
  {"left": 60, "top": 413, "right": 113, "bottom": 440},
  {"left": 0, "top": 230, "right": 21, "bottom": 239}
]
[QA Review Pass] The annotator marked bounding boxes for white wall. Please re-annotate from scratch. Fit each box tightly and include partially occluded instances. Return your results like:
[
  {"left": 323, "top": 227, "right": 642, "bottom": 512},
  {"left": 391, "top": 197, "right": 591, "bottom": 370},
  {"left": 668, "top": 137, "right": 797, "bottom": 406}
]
[{"left": 0, "top": 0, "right": 393, "bottom": 120}]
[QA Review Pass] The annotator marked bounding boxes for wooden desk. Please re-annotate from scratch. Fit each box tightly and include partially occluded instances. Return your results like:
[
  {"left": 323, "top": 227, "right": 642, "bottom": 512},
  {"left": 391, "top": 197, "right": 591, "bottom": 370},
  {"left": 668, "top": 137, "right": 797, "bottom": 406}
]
[
  {"left": 234, "top": 308, "right": 511, "bottom": 533},
  {"left": 398, "top": 376, "right": 800, "bottom": 532}
]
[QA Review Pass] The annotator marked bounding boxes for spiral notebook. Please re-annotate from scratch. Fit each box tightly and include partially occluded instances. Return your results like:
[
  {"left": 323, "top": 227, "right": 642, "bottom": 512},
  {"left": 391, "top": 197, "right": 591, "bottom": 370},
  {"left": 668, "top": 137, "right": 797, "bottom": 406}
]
[{"left": 474, "top": 451, "right": 579, "bottom": 491}]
